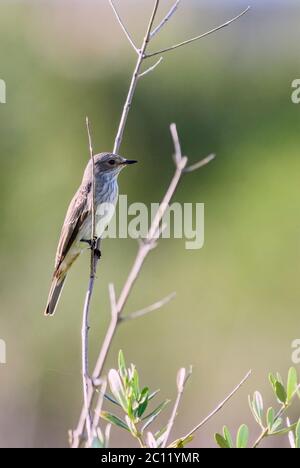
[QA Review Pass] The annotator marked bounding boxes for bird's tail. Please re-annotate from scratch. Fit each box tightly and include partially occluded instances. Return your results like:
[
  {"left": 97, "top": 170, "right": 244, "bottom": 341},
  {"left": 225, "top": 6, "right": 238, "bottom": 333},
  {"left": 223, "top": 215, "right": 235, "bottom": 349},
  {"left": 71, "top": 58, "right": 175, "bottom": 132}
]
[{"left": 44, "top": 274, "right": 67, "bottom": 317}]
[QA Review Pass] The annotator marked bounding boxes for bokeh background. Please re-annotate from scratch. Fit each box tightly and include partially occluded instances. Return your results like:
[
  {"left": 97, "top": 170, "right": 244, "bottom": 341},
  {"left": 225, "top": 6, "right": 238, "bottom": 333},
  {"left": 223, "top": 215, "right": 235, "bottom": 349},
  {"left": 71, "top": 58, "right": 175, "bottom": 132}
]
[{"left": 0, "top": 0, "right": 299, "bottom": 448}]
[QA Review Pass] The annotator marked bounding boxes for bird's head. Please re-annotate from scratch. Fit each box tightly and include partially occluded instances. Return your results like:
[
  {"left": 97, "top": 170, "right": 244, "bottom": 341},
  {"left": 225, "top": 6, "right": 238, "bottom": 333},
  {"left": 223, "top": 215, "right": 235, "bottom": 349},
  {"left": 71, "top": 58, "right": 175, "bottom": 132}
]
[{"left": 92, "top": 152, "right": 137, "bottom": 177}]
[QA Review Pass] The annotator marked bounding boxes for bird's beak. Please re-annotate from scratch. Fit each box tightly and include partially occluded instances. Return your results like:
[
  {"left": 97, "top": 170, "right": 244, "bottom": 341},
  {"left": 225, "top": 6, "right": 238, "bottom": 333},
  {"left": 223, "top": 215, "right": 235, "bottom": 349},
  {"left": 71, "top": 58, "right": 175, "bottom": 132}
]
[{"left": 123, "top": 159, "right": 138, "bottom": 165}]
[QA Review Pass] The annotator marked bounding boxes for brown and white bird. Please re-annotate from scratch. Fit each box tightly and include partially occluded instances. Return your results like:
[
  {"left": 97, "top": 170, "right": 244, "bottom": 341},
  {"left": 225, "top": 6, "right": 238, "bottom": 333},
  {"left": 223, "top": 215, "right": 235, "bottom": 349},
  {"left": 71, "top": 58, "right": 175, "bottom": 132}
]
[{"left": 45, "top": 152, "right": 137, "bottom": 316}]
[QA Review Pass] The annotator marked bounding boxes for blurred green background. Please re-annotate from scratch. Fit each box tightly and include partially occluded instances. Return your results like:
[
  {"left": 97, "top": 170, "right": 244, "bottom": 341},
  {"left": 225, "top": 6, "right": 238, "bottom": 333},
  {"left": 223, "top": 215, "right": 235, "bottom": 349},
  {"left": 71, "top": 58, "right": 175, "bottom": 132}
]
[{"left": 0, "top": 0, "right": 300, "bottom": 448}]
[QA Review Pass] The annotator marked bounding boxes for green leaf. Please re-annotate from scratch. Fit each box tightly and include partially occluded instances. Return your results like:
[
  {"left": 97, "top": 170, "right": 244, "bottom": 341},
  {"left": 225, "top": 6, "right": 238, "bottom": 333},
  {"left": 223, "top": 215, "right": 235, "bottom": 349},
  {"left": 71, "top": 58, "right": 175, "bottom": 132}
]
[
  {"left": 149, "top": 389, "right": 160, "bottom": 401},
  {"left": 267, "top": 407, "right": 275, "bottom": 431},
  {"left": 104, "top": 393, "right": 122, "bottom": 407},
  {"left": 277, "top": 373, "right": 284, "bottom": 385},
  {"left": 296, "top": 419, "right": 300, "bottom": 449},
  {"left": 215, "top": 433, "right": 230, "bottom": 449},
  {"left": 271, "top": 418, "right": 283, "bottom": 433},
  {"left": 248, "top": 394, "right": 263, "bottom": 426},
  {"left": 223, "top": 426, "right": 234, "bottom": 448},
  {"left": 169, "top": 435, "right": 193, "bottom": 448},
  {"left": 275, "top": 382, "right": 287, "bottom": 404},
  {"left": 108, "top": 369, "right": 128, "bottom": 412},
  {"left": 155, "top": 426, "right": 168, "bottom": 448},
  {"left": 118, "top": 350, "right": 127, "bottom": 382},
  {"left": 125, "top": 415, "right": 138, "bottom": 437},
  {"left": 101, "top": 411, "right": 130, "bottom": 432},
  {"left": 142, "top": 400, "right": 170, "bottom": 432},
  {"left": 287, "top": 367, "right": 298, "bottom": 402},
  {"left": 272, "top": 422, "right": 298, "bottom": 436},
  {"left": 132, "top": 368, "right": 140, "bottom": 400},
  {"left": 269, "top": 373, "right": 277, "bottom": 389},
  {"left": 137, "top": 387, "right": 149, "bottom": 418},
  {"left": 254, "top": 392, "right": 264, "bottom": 420},
  {"left": 236, "top": 425, "right": 249, "bottom": 448}
]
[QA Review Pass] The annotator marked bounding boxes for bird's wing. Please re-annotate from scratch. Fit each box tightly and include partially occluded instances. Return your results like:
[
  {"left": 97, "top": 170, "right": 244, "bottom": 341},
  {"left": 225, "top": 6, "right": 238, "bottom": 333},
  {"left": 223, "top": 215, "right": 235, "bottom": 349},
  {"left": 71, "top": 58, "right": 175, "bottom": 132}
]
[{"left": 54, "top": 184, "right": 91, "bottom": 272}]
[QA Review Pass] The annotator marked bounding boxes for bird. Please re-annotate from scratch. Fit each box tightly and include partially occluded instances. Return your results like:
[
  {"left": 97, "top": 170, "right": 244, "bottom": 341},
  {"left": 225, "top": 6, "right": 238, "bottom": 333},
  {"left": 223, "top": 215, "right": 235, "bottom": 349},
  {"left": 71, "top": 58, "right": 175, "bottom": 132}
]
[{"left": 44, "top": 152, "right": 137, "bottom": 316}]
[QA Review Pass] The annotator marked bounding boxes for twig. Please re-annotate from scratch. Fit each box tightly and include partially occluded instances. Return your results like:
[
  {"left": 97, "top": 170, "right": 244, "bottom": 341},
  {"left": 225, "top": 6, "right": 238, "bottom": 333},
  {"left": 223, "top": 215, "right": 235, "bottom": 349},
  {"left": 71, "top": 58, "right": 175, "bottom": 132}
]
[
  {"left": 170, "top": 122, "right": 182, "bottom": 166},
  {"left": 138, "top": 57, "right": 164, "bottom": 78},
  {"left": 182, "top": 370, "right": 252, "bottom": 440},
  {"left": 146, "top": 6, "right": 251, "bottom": 59},
  {"left": 150, "top": 0, "right": 181, "bottom": 38},
  {"left": 80, "top": 117, "right": 97, "bottom": 447},
  {"left": 120, "top": 292, "right": 176, "bottom": 322},
  {"left": 184, "top": 153, "right": 216, "bottom": 173},
  {"left": 162, "top": 367, "right": 193, "bottom": 448},
  {"left": 86, "top": 117, "right": 96, "bottom": 263},
  {"left": 109, "top": 0, "right": 139, "bottom": 54},
  {"left": 113, "top": 0, "right": 160, "bottom": 154}
]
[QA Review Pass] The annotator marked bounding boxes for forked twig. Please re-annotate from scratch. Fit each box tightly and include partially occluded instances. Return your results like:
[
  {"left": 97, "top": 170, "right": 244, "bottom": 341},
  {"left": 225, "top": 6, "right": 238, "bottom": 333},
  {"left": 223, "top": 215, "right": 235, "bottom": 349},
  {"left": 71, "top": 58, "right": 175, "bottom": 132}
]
[
  {"left": 146, "top": 6, "right": 251, "bottom": 59},
  {"left": 109, "top": 0, "right": 139, "bottom": 53},
  {"left": 150, "top": 0, "right": 181, "bottom": 38},
  {"left": 162, "top": 366, "right": 193, "bottom": 448}
]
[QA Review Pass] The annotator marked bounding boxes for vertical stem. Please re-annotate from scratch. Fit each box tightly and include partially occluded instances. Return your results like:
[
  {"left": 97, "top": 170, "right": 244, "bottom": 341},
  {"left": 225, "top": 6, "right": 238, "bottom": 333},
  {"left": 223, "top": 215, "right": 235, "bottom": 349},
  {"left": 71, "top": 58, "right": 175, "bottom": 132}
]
[
  {"left": 81, "top": 118, "right": 97, "bottom": 446},
  {"left": 113, "top": 0, "right": 160, "bottom": 154}
]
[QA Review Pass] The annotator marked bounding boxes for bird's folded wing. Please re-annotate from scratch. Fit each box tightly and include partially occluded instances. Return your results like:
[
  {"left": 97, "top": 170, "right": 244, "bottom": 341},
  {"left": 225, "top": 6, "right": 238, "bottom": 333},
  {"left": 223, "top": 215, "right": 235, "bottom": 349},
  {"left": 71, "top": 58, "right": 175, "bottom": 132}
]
[{"left": 54, "top": 185, "right": 91, "bottom": 272}]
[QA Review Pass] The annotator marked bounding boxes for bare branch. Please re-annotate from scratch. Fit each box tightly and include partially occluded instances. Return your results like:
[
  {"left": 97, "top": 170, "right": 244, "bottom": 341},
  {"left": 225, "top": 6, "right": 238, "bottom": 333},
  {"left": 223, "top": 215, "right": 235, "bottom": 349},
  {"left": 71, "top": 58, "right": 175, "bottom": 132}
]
[
  {"left": 183, "top": 370, "right": 252, "bottom": 441},
  {"left": 138, "top": 57, "right": 164, "bottom": 78},
  {"left": 113, "top": 0, "right": 160, "bottom": 154},
  {"left": 80, "top": 117, "right": 97, "bottom": 447},
  {"left": 121, "top": 292, "right": 176, "bottom": 322},
  {"left": 184, "top": 153, "right": 216, "bottom": 173},
  {"left": 108, "top": 283, "right": 117, "bottom": 317},
  {"left": 146, "top": 6, "right": 251, "bottom": 59},
  {"left": 150, "top": 0, "right": 181, "bottom": 38},
  {"left": 170, "top": 122, "right": 182, "bottom": 166},
  {"left": 162, "top": 366, "right": 193, "bottom": 448},
  {"left": 108, "top": 0, "right": 139, "bottom": 54},
  {"left": 86, "top": 117, "right": 96, "bottom": 251}
]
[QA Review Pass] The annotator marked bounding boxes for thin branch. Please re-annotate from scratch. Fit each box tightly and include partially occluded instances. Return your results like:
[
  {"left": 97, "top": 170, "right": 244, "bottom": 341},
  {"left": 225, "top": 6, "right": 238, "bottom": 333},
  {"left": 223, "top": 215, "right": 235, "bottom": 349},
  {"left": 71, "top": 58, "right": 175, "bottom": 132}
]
[
  {"left": 183, "top": 370, "right": 252, "bottom": 440},
  {"left": 170, "top": 122, "right": 182, "bottom": 166},
  {"left": 162, "top": 366, "right": 193, "bottom": 448},
  {"left": 121, "top": 292, "right": 176, "bottom": 322},
  {"left": 146, "top": 6, "right": 251, "bottom": 59},
  {"left": 138, "top": 57, "right": 164, "bottom": 78},
  {"left": 150, "top": 0, "right": 181, "bottom": 38},
  {"left": 108, "top": 0, "right": 139, "bottom": 54},
  {"left": 80, "top": 117, "right": 97, "bottom": 447},
  {"left": 108, "top": 283, "right": 117, "bottom": 316},
  {"left": 113, "top": 0, "right": 160, "bottom": 154},
  {"left": 184, "top": 153, "right": 216, "bottom": 173},
  {"left": 86, "top": 117, "right": 96, "bottom": 255}
]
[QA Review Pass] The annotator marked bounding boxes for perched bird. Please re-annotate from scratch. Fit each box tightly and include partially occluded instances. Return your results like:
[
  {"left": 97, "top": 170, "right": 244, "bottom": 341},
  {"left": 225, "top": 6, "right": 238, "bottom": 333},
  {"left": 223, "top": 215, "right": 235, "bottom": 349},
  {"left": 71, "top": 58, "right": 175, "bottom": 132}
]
[{"left": 45, "top": 152, "right": 137, "bottom": 316}]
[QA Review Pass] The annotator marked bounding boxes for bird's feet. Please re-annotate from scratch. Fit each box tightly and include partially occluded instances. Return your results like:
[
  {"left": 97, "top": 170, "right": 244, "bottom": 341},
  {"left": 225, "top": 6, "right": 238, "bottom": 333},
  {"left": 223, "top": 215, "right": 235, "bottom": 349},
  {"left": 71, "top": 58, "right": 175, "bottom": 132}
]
[{"left": 81, "top": 237, "right": 102, "bottom": 259}]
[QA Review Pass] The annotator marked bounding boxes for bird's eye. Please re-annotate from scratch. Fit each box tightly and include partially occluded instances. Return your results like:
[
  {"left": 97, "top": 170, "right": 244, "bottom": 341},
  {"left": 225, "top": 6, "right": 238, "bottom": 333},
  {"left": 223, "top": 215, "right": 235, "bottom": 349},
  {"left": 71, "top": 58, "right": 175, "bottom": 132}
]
[{"left": 108, "top": 159, "right": 116, "bottom": 166}]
